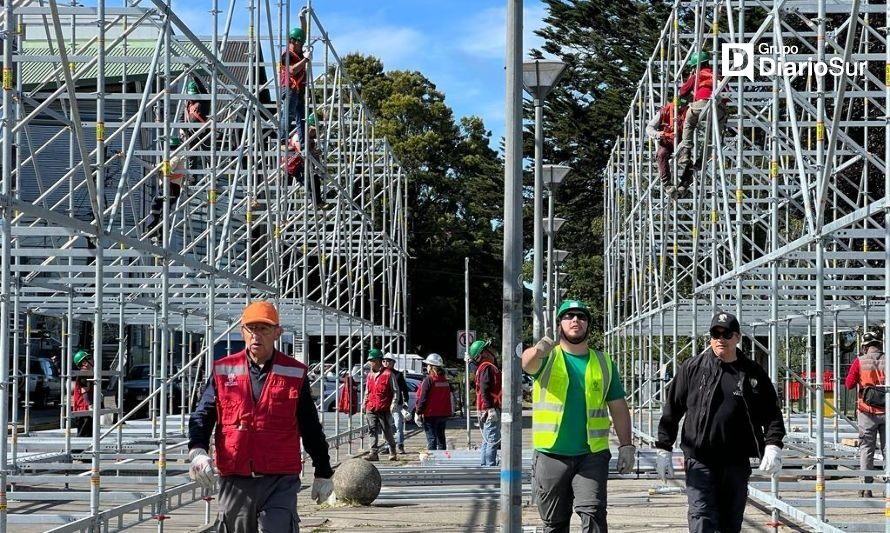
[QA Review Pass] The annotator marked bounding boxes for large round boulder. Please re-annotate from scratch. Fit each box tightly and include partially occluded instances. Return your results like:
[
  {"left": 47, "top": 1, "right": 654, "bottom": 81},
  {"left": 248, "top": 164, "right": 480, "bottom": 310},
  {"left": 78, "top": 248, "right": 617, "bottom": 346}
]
[{"left": 331, "top": 458, "right": 382, "bottom": 505}]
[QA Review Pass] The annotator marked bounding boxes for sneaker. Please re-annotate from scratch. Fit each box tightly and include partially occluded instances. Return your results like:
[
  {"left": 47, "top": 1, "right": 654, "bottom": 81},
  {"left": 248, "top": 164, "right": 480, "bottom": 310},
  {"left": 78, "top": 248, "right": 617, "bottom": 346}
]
[
  {"left": 398, "top": 444, "right": 405, "bottom": 454},
  {"left": 366, "top": 452, "right": 379, "bottom": 462}
]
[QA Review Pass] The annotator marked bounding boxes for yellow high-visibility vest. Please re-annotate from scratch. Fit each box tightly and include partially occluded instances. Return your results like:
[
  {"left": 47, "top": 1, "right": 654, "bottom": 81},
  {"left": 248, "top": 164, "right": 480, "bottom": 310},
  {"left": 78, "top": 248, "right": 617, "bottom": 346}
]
[{"left": 532, "top": 346, "right": 613, "bottom": 452}]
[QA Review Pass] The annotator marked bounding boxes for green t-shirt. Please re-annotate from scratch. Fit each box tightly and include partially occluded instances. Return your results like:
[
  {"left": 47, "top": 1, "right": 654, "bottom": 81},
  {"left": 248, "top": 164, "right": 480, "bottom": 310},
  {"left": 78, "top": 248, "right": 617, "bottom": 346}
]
[{"left": 529, "top": 349, "right": 625, "bottom": 456}]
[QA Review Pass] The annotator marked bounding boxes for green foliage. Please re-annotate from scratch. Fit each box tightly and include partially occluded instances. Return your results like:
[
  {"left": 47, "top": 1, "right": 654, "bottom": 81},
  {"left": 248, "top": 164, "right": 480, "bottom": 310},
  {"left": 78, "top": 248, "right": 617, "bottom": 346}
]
[{"left": 342, "top": 54, "right": 505, "bottom": 359}]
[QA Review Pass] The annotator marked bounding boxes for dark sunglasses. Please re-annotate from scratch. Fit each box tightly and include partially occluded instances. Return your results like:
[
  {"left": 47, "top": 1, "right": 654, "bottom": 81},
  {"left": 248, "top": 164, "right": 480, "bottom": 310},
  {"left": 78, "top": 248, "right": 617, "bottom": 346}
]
[
  {"left": 561, "top": 312, "right": 588, "bottom": 322},
  {"left": 710, "top": 329, "right": 735, "bottom": 340}
]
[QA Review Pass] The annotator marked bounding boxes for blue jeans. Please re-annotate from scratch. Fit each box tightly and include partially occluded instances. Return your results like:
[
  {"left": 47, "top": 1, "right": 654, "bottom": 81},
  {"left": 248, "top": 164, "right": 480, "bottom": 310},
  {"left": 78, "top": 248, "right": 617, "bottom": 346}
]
[
  {"left": 423, "top": 416, "right": 447, "bottom": 450},
  {"left": 480, "top": 409, "right": 501, "bottom": 466},
  {"left": 391, "top": 406, "right": 405, "bottom": 446},
  {"left": 279, "top": 88, "right": 305, "bottom": 144}
]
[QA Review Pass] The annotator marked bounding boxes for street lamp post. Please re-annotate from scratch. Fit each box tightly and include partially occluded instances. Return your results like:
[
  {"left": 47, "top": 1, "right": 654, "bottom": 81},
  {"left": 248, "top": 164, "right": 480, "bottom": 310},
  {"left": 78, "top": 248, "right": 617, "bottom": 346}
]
[
  {"left": 523, "top": 60, "right": 567, "bottom": 340},
  {"left": 543, "top": 216, "right": 565, "bottom": 330},
  {"left": 551, "top": 249, "right": 570, "bottom": 325},
  {"left": 543, "top": 164, "right": 570, "bottom": 327}
]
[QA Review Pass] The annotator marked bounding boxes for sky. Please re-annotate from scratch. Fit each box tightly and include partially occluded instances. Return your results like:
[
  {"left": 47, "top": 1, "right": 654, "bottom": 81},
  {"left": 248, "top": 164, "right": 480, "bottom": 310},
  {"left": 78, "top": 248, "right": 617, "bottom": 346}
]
[{"left": 171, "top": 0, "right": 552, "bottom": 148}]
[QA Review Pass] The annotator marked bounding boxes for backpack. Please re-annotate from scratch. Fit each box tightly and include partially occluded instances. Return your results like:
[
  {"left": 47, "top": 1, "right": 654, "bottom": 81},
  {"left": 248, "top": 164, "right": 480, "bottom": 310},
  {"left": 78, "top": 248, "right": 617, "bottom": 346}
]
[{"left": 862, "top": 386, "right": 886, "bottom": 409}]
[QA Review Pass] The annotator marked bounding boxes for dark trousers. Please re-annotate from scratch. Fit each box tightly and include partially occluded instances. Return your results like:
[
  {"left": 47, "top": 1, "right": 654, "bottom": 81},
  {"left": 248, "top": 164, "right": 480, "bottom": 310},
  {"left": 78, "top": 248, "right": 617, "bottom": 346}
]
[
  {"left": 656, "top": 143, "right": 674, "bottom": 186},
  {"left": 217, "top": 474, "right": 300, "bottom": 533},
  {"left": 685, "top": 457, "right": 751, "bottom": 533},
  {"left": 280, "top": 88, "right": 305, "bottom": 144},
  {"left": 423, "top": 416, "right": 447, "bottom": 450},
  {"left": 532, "top": 449, "right": 610, "bottom": 533},
  {"left": 367, "top": 410, "right": 397, "bottom": 454}
]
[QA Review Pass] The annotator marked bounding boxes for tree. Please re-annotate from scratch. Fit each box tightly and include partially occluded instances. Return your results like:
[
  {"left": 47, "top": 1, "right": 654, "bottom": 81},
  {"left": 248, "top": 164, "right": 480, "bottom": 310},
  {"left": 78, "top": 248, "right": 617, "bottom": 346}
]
[
  {"left": 529, "top": 0, "right": 670, "bottom": 332},
  {"left": 342, "top": 54, "right": 504, "bottom": 358}
]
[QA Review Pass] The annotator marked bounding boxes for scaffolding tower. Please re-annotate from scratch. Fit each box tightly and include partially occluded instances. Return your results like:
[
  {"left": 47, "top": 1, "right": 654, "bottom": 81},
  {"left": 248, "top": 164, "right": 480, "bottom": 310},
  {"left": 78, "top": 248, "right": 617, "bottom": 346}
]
[
  {"left": 604, "top": 0, "right": 890, "bottom": 530},
  {"left": 0, "top": 0, "right": 407, "bottom": 531}
]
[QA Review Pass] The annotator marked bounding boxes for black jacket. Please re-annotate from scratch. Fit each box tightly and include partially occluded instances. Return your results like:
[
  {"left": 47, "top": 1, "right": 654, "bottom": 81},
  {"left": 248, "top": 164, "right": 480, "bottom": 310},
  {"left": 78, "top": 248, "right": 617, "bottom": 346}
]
[
  {"left": 656, "top": 347, "right": 786, "bottom": 461},
  {"left": 394, "top": 369, "right": 409, "bottom": 405}
]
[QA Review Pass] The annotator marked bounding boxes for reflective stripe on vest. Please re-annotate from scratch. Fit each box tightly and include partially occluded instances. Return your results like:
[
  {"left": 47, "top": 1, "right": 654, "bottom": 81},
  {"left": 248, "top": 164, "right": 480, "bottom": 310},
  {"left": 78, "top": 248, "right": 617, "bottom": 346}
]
[
  {"left": 532, "top": 346, "right": 613, "bottom": 452},
  {"left": 271, "top": 364, "right": 304, "bottom": 378}
]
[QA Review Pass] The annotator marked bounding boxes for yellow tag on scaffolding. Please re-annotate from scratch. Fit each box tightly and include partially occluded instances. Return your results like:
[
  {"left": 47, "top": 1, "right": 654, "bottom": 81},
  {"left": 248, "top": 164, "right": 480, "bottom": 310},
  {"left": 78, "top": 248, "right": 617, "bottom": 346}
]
[
  {"left": 2, "top": 68, "right": 11, "bottom": 90},
  {"left": 274, "top": 226, "right": 281, "bottom": 239},
  {"left": 691, "top": 226, "right": 697, "bottom": 239},
  {"left": 16, "top": 23, "right": 22, "bottom": 36},
  {"left": 161, "top": 160, "right": 171, "bottom": 178},
  {"left": 248, "top": 24, "right": 254, "bottom": 39},
  {"left": 710, "top": 210, "right": 717, "bottom": 224},
  {"left": 864, "top": 241, "right": 870, "bottom": 252},
  {"left": 302, "top": 244, "right": 307, "bottom": 254},
  {"left": 815, "top": 482, "right": 824, "bottom": 492},
  {"left": 712, "top": 22, "right": 718, "bottom": 36},
  {"left": 91, "top": 474, "right": 100, "bottom": 487},
  {"left": 96, "top": 122, "right": 105, "bottom": 142},
  {"left": 69, "top": 62, "right": 76, "bottom": 74},
  {"left": 158, "top": 459, "right": 166, "bottom": 469},
  {"left": 816, "top": 121, "right": 825, "bottom": 142},
  {"left": 736, "top": 189, "right": 743, "bottom": 204},
  {"left": 208, "top": 190, "right": 217, "bottom": 205},
  {"left": 770, "top": 161, "right": 778, "bottom": 178},
  {"left": 885, "top": 64, "right": 890, "bottom": 86},
  {"left": 246, "top": 210, "right": 253, "bottom": 223}
]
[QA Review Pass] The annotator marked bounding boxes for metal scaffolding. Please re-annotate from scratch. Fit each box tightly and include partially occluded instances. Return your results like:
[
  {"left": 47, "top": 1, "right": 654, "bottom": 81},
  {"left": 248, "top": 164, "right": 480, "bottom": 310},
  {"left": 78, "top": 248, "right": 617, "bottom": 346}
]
[
  {"left": 604, "top": 0, "right": 890, "bottom": 530},
  {"left": 0, "top": 0, "right": 407, "bottom": 531}
]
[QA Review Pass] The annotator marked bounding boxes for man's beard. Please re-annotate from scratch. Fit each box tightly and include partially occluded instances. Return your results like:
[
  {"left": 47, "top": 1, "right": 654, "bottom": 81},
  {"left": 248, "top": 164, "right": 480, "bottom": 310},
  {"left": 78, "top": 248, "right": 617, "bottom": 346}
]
[{"left": 562, "top": 328, "right": 588, "bottom": 345}]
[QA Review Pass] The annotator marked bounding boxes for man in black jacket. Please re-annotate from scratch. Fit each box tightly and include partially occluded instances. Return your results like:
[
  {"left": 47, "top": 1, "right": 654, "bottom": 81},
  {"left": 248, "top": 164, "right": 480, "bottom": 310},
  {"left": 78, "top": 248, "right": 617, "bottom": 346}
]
[
  {"left": 655, "top": 312, "right": 786, "bottom": 533},
  {"left": 383, "top": 354, "right": 409, "bottom": 454}
]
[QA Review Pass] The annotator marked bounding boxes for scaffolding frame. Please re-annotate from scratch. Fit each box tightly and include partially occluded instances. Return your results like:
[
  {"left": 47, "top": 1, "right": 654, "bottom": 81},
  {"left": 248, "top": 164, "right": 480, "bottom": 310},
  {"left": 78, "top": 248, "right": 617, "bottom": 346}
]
[
  {"left": 604, "top": 0, "right": 890, "bottom": 530},
  {"left": 0, "top": 0, "right": 407, "bottom": 531}
]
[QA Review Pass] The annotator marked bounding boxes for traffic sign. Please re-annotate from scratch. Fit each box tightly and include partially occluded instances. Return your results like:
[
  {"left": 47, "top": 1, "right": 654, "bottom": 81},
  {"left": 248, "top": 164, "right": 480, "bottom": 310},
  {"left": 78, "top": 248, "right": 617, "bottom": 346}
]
[{"left": 456, "top": 329, "right": 476, "bottom": 359}]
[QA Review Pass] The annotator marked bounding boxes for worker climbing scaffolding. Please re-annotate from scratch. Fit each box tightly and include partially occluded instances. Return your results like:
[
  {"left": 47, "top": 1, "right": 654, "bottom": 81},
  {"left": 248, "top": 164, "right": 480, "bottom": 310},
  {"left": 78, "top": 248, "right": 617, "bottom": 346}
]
[
  {"left": 669, "top": 49, "right": 727, "bottom": 199},
  {"left": 279, "top": 7, "right": 310, "bottom": 148}
]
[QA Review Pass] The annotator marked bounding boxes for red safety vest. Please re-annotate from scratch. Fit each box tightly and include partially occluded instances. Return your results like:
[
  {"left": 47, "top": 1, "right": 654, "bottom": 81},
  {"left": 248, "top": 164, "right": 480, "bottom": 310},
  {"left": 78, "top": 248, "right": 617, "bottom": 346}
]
[
  {"left": 279, "top": 46, "right": 307, "bottom": 91},
  {"left": 213, "top": 351, "right": 306, "bottom": 476},
  {"left": 474, "top": 361, "right": 502, "bottom": 411},
  {"left": 857, "top": 351, "right": 886, "bottom": 415},
  {"left": 338, "top": 374, "right": 358, "bottom": 415},
  {"left": 72, "top": 380, "right": 91, "bottom": 411},
  {"left": 657, "top": 103, "right": 687, "bottom": 145},
  {"left": 365, "top": 368, "right": 394, "bottom": 412},
  {"left": 417, "top": 373, "right": 453, "bottom": 417},
  {"left": 680, "top": 65, "right": 714, "bottom": 101}
]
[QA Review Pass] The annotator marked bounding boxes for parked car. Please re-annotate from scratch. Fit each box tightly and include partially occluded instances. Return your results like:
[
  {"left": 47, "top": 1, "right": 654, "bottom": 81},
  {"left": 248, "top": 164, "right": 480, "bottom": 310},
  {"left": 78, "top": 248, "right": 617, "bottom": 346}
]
[
  {"left": 122, "top": 364, "right": 183, "bottom": 415},
  {"left": 14, "top": 357, "right": 61, "bottom": 407}
]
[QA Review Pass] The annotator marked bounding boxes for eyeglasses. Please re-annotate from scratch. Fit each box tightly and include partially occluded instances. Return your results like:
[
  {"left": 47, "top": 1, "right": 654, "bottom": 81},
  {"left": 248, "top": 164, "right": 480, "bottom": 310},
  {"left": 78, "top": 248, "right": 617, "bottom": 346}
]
[
  {"left": 561, "top": 312, "right": 588, "bottom": 322},
  {"left": 710, "top": 329, "right": 735, "bottom": 340},
  {"left": 242, "top": 324, "right": 277, "bottom": 336}
]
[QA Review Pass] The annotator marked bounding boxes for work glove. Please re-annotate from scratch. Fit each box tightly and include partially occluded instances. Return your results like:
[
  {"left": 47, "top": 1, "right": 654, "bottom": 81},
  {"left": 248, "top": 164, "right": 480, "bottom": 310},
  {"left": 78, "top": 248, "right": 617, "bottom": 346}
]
[
  {"left": 299, "top": 5, "right": 309, "bottom": 17},
  {"left": 655, "top": 448, "right": 673, "bottom": 481},
  {"left": 401, "top": 405, "right": 410, "bottom": 419},
  {"left": 534, "top": 336, "right": 557, "bottom": 357},
  {"left": 617, "top": 444, "right": 636, "bottom": 474},
  {"left": 758, "top": 444, "right": 782, "bottom": 475},
  {"left": 310, "top": 477, "right": 335, "bottom": 504},
  {"left": 415, "top": 413, "right": 424, "bottom": 425},
  {"left": 188, "top": 448, "right": 217, "bottom": 490},
  {"left": 485, "top": 408, "right": 500, "bottom": 425}
]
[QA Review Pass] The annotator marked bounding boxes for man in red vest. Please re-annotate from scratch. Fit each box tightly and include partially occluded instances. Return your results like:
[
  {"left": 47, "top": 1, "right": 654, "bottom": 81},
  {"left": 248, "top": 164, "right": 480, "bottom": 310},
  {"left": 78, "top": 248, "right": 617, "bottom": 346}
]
[
  {"left": 469, "top": 339, "right": 502, "bottom": 466},
  {"left": 279, "top": 7, "right": 310, "bottom": 149},
  {"left": 645, "top": 99, "right": 687, "bottom": 190},
  {"left": 71, "top": 349, "right": 94, "bottom": 437},
  {"left": 187, "top": 301, "right": 334, "bottom": 530},
  {"left": 845, "top": 330, "right": 886, "bottom": 497},
  {"left": 364, "top": 348, "right": 399, "bottom": 461}
]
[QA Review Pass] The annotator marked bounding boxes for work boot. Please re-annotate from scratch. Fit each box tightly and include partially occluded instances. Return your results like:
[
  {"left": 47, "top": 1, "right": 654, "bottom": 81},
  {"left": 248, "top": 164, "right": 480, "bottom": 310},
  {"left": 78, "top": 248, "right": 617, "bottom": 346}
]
[
  {"left": 389, "top": 452, "right": 398, "bottom": 461},
  {"left": 398, "top": 444, "right": 405, "bottom": 454},
  {"left": 367, "top": 451, "right": 379, "bottom": 462}
]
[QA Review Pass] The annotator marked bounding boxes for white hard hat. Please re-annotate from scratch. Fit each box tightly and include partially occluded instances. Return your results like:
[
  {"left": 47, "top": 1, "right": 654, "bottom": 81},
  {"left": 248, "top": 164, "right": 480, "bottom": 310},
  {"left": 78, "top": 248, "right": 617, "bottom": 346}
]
[{"left": 424, "top": 353, "right": 444, "bottom": 367}]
